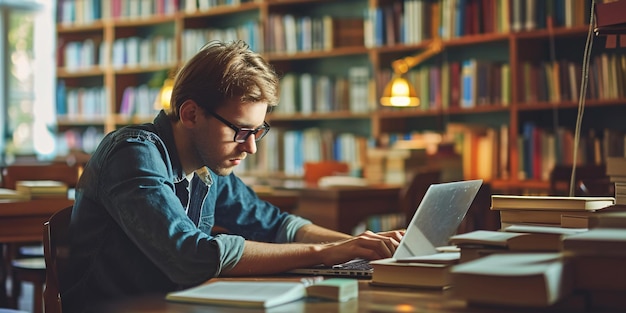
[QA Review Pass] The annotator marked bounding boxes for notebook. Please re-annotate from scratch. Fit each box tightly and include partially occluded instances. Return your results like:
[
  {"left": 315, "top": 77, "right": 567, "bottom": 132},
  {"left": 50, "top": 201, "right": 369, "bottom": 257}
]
[{"left": 287, "top": 179, "right": 483, "bottom": 278}]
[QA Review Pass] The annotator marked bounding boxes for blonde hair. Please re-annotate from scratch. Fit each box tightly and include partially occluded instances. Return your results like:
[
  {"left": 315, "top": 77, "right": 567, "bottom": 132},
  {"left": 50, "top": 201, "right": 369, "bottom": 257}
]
[{"left": 168, "top": 40, "right": 279, "bottom": 120}]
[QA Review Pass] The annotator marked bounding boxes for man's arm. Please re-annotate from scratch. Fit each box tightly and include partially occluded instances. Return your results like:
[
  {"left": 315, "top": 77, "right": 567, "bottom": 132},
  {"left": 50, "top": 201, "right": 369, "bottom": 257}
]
[
  {"left": 294, "top": 223, "right": 352, "bottom": 243},
  {"left": 223, "top": 225, "right": 404, "bottom": 276}
]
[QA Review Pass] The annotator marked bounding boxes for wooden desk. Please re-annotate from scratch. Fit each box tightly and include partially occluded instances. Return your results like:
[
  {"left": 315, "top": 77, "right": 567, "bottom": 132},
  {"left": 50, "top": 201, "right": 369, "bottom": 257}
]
[
  {"left": 257, "top": 189, "right": 300, "bottom": 214},
  {"left": 92, "top": 277, "right": 581, "bottom": 313},
  {"left": 295, "top": 185, "right": 401, "bottom": 234},
  {"left": 0, "top": 197, "right": 74, "bottom": 307},
  {"left": 0, "top": 198, "right": 74, "bottom": 243}
]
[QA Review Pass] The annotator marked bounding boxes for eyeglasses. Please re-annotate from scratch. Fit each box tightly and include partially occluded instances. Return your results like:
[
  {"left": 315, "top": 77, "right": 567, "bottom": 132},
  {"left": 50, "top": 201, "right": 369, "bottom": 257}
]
[{"left": 209, "top": 111, "right": 270, "bottom": 143}]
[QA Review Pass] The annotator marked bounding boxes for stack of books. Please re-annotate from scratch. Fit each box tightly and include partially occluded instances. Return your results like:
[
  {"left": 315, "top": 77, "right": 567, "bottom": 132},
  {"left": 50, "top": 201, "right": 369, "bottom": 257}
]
[
  {"left": 369, "top": 252, "right": 460, "bottom": 289},
  {"left": 490, "top": 194, "right": 616, "bottom": 228},
  {"left": 15, "top": 180, "right": 69, "bottom": 199},
  {"left": 449, "top": 226, "right": 586, "bottom": 263},
  {"left": 606, "top": 156, "right": 626, "bottom": 205},
  {"left": 363, "top": 147, "right": 427, "bottom": 185},
  {"left": 562, "top": 225, "right": 626, "bottom": 311},
  {"left": 449, "top": 252, "right": 585, "bottom": 309},
  {"left": 0, "top": 187, "right": 31, "bottom": 200}
]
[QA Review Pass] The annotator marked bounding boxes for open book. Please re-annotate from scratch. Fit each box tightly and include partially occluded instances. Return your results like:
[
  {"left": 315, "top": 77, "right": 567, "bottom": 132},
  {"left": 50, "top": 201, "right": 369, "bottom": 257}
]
[
  {"left": 166, "top": 278, "right": 358, "bottom": 308},
  {"left": 166, "top": 281, "right": 306, "bottom": 308}
]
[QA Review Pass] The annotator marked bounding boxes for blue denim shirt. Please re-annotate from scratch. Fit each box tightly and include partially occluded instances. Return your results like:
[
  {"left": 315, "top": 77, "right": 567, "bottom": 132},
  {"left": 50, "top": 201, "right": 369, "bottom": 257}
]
[{"left": 63, "top": 110, "right": 311, "bottom": 312}]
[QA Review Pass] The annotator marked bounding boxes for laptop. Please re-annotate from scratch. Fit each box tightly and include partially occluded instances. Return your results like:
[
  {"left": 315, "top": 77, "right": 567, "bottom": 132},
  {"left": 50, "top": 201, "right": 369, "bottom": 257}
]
[{"left": 287, "top": 179, "right": 483, "bottom": 278}]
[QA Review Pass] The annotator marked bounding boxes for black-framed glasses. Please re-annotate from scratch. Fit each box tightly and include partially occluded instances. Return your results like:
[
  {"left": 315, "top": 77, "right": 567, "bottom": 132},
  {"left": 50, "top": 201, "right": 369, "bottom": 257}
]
[{"left": 209, "top": 111, "right": 270, "bottom": 143}]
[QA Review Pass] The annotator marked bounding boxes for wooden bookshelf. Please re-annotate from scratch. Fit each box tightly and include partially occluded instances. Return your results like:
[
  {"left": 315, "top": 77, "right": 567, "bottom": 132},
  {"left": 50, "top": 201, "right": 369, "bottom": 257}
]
[{"left": 55, "top": 0, "right": 626, "bottom": 194}]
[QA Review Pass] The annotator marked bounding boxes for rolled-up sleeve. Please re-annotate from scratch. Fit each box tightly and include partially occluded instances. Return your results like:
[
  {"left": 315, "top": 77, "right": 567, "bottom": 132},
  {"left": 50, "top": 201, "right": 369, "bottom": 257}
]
[
  {"left": 274, "top": 215, "right": 312, "bottom": 243},
  {"left": 212, "top": 234, "right": 246, "bottom": 275},
  {"left": 212, "top": 215, "right": 311, "bottom": 275}
]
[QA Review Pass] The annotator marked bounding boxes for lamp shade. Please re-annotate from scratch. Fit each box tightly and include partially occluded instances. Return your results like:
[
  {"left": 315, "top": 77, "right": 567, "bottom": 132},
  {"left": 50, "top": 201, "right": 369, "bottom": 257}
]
[
  {"left": 379, "top": 38, "right": 443, "bottom": 107},
  {"left": 380, "top": 76, "right": 420, "bottom": 107}
]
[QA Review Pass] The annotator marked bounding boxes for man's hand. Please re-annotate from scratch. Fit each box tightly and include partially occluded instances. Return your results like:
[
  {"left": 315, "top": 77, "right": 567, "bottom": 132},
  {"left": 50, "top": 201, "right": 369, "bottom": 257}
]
[
  {"left": 225, "top": 229, "right": 405, "bottom": 276},
  {"left": 316, "top": 229, "right": 404, "bottom": 266}
]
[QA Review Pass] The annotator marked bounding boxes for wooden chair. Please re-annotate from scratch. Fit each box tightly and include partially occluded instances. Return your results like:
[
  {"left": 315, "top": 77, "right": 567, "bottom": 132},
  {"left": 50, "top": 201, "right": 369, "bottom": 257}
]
[
  {"left": 43, "top": 206, "right": 73, "bottom": 313},
  {"left": 458, "top": 183, "right": 500, "bottom": 233},
  {"left": 1, "top": 162, "right": 81, "bottom": 190},
  {"left": 1, "top": 163, "right": 80, "bottom": 313},
  {"left": 399, "top": 169, "right": 442, "bottom": 226}
]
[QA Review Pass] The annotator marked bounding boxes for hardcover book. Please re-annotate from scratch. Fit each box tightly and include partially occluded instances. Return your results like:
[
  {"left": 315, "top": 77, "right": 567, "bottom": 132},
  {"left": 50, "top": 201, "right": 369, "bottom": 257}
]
[
  {"left": 450, "top": 230, "right": 566, "bottom": 252},
  {"left": 450, "top": 253, "right": 573, "bottom": 307},
  {"left": 15, "top": 180, "right": 69, "bottom": 198},
  {"left": 491, "top": 195, "right": 615, "bottom": 211},
  {"left": 369, "top": 252, "right": 460, "bottom": 288},
  {"left": 166, "top": 281, "right": 307, "bottom": 308}
]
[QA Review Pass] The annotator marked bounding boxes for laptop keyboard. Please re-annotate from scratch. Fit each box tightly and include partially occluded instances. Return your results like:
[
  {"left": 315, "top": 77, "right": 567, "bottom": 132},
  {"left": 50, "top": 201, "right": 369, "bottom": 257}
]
[{"left": 332, "top": 258, "right": 372, "bottom": 271}]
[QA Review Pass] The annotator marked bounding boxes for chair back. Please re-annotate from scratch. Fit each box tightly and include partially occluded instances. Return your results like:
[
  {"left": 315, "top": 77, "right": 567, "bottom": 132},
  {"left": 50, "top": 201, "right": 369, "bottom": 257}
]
[
  {"left": 399, "top": 169, "right": 441, "bottom": 225},
  {"left": 1, "top": 162, "right": 81, "bottom": 189},
  {"left": 43, "top": 205, "right": 73, "bottom": 313}
]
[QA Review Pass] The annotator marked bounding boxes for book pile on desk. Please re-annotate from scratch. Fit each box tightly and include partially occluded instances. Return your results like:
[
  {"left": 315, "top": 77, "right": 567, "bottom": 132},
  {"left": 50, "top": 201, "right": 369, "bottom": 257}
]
[
  {"left": 369, "top": 251, "right": 460, "bottom": 289},
  {"left": 490, "top": 194, "right": 617, "bottom": 228},
  {"left": 449, "top": 225, "right": 586, "bottom": 263},
  {"left": 448, "top": 212, "right": 626, "bottom": 311},
  {"left": 15, "top": 180, "right": 69, "bottom": 199},
  {"left": 561, "top": 222, "right": 626, "bottom": 311},
  {"left": 606, "top": 156, "right": 626, "bottom": 205},
  {"left": 0, "top": 188, "right": 31, "bottom": 200}
]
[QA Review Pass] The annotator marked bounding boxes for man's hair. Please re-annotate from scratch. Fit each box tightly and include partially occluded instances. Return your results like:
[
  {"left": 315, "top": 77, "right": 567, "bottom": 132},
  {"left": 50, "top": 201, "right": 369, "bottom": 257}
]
[{"left": 168, "top": 40, "right": 279, "bottom": 120}]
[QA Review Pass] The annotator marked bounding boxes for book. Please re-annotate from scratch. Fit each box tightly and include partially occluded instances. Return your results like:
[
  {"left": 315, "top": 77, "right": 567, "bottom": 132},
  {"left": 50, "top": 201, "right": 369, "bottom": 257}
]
[
  {"left": 0, "top": 188, "right": 30, "bottom": 200},
  {"left": 560, "top": 214, "right": 590, "bottom": 228},
  {"left": 561, "top": 228, "right": 626, "bottom": 256},
  {"left": 166, "top": 281, "right": 307, "bottom": 308},
  {"left": 395, "top": 251, "right": 461, "bottom": 264},
  {"left": 588, "top": 208, "right": 626, "bottom": 228},
  {"left": 369, "top": 253, "right": 459, "bottom": 289},
  {"left": 503, "top": 224, "right": 587, "bottom": 236},
  {"left": 450, "top": 253, "right": 573, "bottom": 307},
  {"left": 499, "top": 198, "right": 626, "bottom": 227},
  {"left": 15, "top": 180, "right": 69, "bottom": 198},
  {"left": 560, "top": 204, "right": 626, "bottom": 228},
  {"left": 607, "top": 157, "right": 626, "bottom": 176},
  {"left": 491, "top": 195, "right": 615, "bottom": 211},
  {"left": 166, "top": 278, "right": 358, "bottom": 308},
  {"left": 304, "top": 278, "right": 358, "bottom": 302},
  {"left": 455, "top": 245, "right": 510, "bottom": 263},
  {"left": 450, "top": 230, "right": 564, "bottom": 252},
  {"left": 499, "top": 209, "right": 582, "bottom": 225}
]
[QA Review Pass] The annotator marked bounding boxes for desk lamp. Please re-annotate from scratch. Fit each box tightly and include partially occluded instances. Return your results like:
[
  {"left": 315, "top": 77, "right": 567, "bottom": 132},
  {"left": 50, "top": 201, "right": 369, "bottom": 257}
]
[
  {"left": 568, "top": 0, "right": 625, "bottom": 196},
  {"left": 380, "top": 38, "right": 443, "bottom": 107}
]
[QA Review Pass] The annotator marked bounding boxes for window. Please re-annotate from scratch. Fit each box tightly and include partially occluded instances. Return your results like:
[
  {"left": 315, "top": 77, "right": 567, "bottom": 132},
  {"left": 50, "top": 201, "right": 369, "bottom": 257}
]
[{"left": 0, "top": 0, "right": 56, "bottom": 164}]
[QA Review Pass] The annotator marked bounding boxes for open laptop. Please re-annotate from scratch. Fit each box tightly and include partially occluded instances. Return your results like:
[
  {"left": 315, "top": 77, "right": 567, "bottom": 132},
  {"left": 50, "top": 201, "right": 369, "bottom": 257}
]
[{"left": 287, "top": 179, "right": 483, "bottom": 278}]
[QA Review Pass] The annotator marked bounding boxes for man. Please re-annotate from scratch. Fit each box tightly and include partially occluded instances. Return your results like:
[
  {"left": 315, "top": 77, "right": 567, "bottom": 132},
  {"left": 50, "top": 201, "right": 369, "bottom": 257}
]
[{"left": 63, "top": 40, "right": 402, "bottom": 312}]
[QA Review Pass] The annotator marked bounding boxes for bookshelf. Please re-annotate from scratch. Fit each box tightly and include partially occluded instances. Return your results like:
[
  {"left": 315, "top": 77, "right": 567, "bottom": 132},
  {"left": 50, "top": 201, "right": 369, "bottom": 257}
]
[{"left": 55, "top": 0, "right": 626, "bottom": 194}]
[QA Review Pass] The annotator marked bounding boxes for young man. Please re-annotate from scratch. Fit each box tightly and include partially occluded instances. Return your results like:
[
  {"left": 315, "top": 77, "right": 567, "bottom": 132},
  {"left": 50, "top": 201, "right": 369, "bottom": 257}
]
[{"left": 63, "top": 40, "right": 402, "bottom": 311}]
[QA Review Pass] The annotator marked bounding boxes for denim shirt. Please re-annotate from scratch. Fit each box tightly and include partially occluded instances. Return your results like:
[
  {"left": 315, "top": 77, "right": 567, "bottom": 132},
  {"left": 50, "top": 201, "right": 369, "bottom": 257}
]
[{"left": 63, "top": 110, "right": 311, "bottom": 312}]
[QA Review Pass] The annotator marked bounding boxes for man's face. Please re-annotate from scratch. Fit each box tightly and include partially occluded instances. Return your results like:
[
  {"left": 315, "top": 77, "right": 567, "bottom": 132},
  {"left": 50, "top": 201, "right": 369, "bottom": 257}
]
[{"left": 189, "top": 100, "right": 269, "bottom": 176}]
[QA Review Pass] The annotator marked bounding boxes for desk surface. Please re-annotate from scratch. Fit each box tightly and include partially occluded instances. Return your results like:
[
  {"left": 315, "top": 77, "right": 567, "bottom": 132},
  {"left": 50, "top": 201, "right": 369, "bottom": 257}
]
[
  {"left": 93, "top": 277, "right": 583, "bottom": 313},
  {"left": 0, "top": 197, "right": 73, "bottom": 243}
]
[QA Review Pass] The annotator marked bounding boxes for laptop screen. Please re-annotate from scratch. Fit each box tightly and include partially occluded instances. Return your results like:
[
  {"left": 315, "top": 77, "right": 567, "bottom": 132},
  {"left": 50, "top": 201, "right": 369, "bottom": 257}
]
[{"left": 393, "top": 179, "right": 483, "bottom": 259}]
